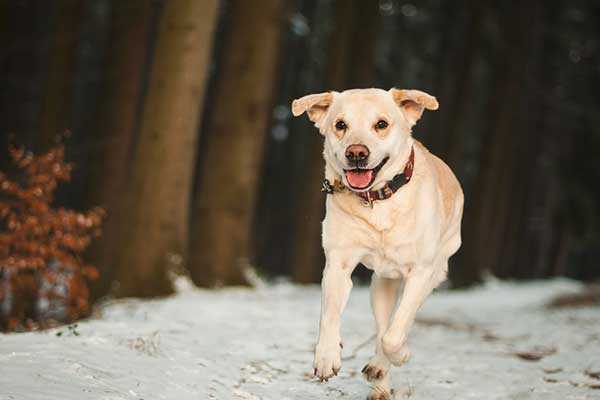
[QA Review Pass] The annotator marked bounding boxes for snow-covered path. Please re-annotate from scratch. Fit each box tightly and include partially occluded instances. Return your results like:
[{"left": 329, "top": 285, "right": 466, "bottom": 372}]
[{"left": 1, "top": 278, "right": 599, "bottom": 400}]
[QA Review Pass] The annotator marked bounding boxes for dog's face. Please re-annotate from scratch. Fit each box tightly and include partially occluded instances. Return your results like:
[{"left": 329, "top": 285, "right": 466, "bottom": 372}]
[{"left": 292, "top": 88, "right": 438, "bottom": 191}]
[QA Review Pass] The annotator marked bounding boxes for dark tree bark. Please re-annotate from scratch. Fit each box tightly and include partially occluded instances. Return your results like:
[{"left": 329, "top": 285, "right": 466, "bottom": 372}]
[
  {"left": 427, "top": 0, "right": 465, "bottom": 154},
  {"left": 86, "top": 0, "right": 155, "bottom": 299},
  {"left": 504, "top": 1, "right": 549, "bottom": 279},
  {"left": 0, "top": 1, "right": 52, "bottom": 156},
  {"left": 253, "top": 0, "right": 324, "bottom": 278},
  {"left": 455, "top": 1, "right": 537, "bottom": 286},
  {"left": 290, "top": 0, "right": 380, "bottom": 283},
  {"left": 114, "top": 0, "right": 219, "bottom": 297},
  {"left": 440, "top": 1, "right": 485, "bottom": 171},
  {"left": 36, "top": 0, "right": 83, "bottom": 150},
  {"left": 188, "top": 0, "right": 287, "bottom": 287},
  {"left": 486, "top": 1, "right": 541, "bottom": 278}
]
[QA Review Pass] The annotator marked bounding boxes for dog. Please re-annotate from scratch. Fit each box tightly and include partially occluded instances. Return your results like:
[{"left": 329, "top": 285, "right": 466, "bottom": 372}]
[{"left": 291, "top": 88, "right": 464, "bottom": 399}]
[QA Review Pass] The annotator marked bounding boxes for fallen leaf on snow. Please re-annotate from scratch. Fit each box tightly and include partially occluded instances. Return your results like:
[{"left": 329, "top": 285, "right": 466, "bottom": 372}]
[
  {"left": 513, "top": 346, "right": 557, "bottom": 361},
  {"left": 585, "top": 369, "right": 600, "bottom": 380},
  {"left": 543, "top": 367, "right": 563, "bottom": 374}
]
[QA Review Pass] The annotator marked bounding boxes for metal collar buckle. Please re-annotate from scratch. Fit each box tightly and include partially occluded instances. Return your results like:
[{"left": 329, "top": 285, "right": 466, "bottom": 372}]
[{"left": 361, "top": 191, "right": 374, "bottom": 208}]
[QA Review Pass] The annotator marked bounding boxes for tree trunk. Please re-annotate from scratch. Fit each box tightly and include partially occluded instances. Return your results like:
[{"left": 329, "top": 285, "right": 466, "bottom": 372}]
[
  {"left": 441, "top": 0, "right": 484, "bottom": 170},
  {"left": 485, "top": 1, "right": 540, "bottom": 278},
  {"left": 0, "top": 2, "right": 51, "bottom": 154},
  {"left": 290, "top": 0, "right": 380, "bottom": 283},
  {"left": 253, "top": 0, "right": 324, "bottom": 279},
  {"left": 187, "top": 0, "right": 286, "bottom": 287},
  {"left": 113, "top": 0, "right": 218, "bottom": 297},
  {"left": 428, "top": 0, "right": 464, "bottom": 154},
  {"left": 86, "top": 0, "right": 155, "bottom": 299},
  {"left": 455, "top": 1, "right": 534, "bottom": 286},
  {"left": 36, "top": 0, "right": 83, "bottom": 150},
  {"left": 503, "top": 1, "right": 545, "bottom": 279}
]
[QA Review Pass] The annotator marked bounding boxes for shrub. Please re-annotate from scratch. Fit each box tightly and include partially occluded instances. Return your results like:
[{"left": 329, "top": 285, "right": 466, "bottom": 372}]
[{"left": 0, "top": 143, "right": 104, "bottom": 331}]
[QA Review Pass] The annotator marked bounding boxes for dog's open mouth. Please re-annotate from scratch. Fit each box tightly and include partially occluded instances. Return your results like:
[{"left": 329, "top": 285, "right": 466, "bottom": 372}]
[{"left": 344, "top": 157, "right": 389, "bottom": 190}]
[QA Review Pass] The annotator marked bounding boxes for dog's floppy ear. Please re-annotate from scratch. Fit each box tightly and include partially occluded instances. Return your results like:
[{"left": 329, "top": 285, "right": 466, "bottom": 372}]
[
  {"left": 291, "top": 92, "right": 334, "bottom": 129},
  {"left": 389, "top": 88, "right": 438, "bottom": 126}
]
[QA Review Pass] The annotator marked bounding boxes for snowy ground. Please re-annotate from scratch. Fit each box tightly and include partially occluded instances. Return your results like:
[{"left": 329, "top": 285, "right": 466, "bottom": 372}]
[{"left": 1, "top": 278, "right": 599, "bottom": 400}]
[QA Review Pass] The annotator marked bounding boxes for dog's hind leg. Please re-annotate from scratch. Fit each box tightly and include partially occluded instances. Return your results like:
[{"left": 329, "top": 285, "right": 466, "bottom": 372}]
[
  {"left": 382, "top": 264, "right": 446, "bottom": 364},
  {"left": 363, "top": 275, "right": 404, "bottom": 400}
]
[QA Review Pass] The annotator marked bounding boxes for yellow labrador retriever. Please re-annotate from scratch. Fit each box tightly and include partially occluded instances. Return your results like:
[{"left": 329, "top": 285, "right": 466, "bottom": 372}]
[{"left": 292, "top": 88, "right": 463, "bottom": 399}]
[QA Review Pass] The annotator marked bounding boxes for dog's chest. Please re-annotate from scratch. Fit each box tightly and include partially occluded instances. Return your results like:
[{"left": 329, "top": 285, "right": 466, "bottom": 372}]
[
  {"left": 358, "top": 202, "right": 419, "bottom": 278},
  {"left": 327, "top": 187, "right": 430, "bottom": 276}
]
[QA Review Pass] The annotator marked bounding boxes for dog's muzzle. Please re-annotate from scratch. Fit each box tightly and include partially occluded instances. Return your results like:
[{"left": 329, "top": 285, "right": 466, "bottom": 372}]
[{"left": 344, "top": 156, "right": 389, "bottom": 190}]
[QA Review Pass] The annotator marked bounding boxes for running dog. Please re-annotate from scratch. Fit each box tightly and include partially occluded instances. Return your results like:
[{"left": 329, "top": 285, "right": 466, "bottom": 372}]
[{"left": 292, "top": 88, "right": 464, "bottom": 399}]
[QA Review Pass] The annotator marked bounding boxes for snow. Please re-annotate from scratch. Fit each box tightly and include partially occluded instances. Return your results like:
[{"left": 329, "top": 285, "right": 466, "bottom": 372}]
[{"left": 1, "top": 277, "right": 599, "bottom": 400}]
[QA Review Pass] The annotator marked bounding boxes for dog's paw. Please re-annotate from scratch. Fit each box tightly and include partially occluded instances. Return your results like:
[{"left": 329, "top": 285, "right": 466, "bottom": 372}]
[
  {"left": 381, "top": 333, "right": 411, "bottom": 366},
  {"left": 313, "top": 341, "right": 342, "bottom": 382},
  {"left": 382, "top": 342, "right": 411, "bottom": 367},
  {"left": 362, "top": 355, "right": 390, "bottom": 382},
  {"left": 367, "top": 386, "right": 393, "bottom": 400}
]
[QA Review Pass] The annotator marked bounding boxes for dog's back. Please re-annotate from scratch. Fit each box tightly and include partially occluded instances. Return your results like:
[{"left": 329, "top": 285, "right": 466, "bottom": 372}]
[{"left": 415, "top": 140, "right": 464, "bottom": 255}]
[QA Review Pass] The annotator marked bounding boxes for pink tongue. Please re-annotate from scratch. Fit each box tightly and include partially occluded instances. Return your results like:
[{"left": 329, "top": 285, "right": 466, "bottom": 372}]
[{"left": 345, "top": 170, "right": 373, "bottom": 189}]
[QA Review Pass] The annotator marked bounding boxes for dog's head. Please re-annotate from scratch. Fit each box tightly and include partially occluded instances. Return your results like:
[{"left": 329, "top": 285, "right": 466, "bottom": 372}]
[{"left": 292, "top": 88, "right": 438, "bottom": 191}]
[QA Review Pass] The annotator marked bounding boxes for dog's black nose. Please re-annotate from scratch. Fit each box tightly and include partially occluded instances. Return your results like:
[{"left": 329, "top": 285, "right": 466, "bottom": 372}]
[{"left": 345, "top": 144, "right": 370, "bottom": 163}]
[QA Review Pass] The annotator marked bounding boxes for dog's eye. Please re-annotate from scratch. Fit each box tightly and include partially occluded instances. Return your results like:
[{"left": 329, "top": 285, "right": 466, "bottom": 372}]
[
  {"left": 335, "top": 120, "right": 347, "bottom": 131},
  {"left": 375, "top": 120, "right": 389, "bottom": 130}
]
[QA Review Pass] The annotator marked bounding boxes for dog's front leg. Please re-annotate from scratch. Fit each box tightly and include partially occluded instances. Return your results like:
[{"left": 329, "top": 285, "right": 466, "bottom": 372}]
[
  {"left": 381, "top": 266, "right": 438, "bottom": 365},
  {"left": 314, "top": 250, "right": 359, "bottom": 381}
]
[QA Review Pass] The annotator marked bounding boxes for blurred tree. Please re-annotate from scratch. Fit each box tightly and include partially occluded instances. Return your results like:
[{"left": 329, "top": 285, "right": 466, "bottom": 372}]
[
  {"left": 1, "top": 0, "right": 599, "bottom": 296},
  {"left": 0, "top": 1, "right": 51, "bottom": 153},
  {"left": 457, "top": 1, "right": 537, "bottom": 286},
  {"left": 55, "top": 0, "right": 113, "bottom": 211},
  {"left": 113, "top": 0, "right": 218, "bottom": 297},
  {"left": 85, "top": 1, "right": 155, "bottom": 299},
  {"left": 439, "top": 1, "right": 484, "bottom": 170},
  {"left": 188, "top": 0, "right": 287, "bottom": 287},
  {"left": 253, "top": 0, "right": 329, "bottom": 280},
  {"left": 290, "top": 0, "right": 381, "bottom": 283},
  {"left": 37, "top": 0, "right": 83, "bottom": 150},
  {"left": 551, "top": 1, "right": 600, "bottom": 281},
  {"left": 500, "top": 1, "right": 545, "bottom": 279}
]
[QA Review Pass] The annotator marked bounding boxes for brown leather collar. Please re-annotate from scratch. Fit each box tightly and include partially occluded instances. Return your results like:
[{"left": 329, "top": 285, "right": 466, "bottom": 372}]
[{"left": 322, "top": 146, "right": 415, "bottom": 207}]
